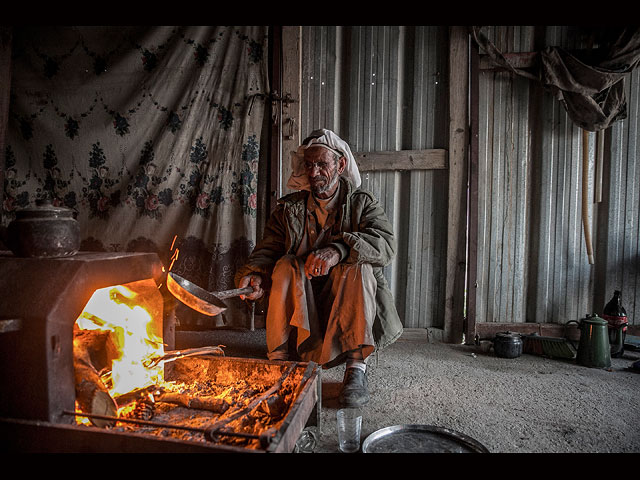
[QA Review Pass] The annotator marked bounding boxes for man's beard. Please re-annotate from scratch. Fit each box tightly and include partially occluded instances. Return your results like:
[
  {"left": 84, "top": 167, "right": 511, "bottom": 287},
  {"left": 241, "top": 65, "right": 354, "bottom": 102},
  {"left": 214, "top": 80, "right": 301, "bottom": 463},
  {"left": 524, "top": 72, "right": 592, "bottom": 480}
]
[{"left": 310, "top": 171, "right": 340, "bottom": 197}]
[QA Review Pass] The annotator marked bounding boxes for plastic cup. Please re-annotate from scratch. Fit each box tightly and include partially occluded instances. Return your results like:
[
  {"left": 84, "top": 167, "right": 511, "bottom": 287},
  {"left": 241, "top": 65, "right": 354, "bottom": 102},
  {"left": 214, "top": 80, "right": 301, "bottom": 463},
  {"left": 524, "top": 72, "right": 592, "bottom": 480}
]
[{"left": 337, "top": 408, "right": 362, "bottom": 453}]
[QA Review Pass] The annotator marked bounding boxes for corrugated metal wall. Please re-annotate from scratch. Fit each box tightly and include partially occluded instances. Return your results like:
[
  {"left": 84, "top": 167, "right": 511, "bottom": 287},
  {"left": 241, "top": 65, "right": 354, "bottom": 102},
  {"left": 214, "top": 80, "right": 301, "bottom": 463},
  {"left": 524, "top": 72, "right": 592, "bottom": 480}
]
[
  {"left": 299, "top": 25, "right": 640, "bottom": 331},
  {"left": 603, "top": 65, "right": 640, "bottom": 325},
  {"left": 476, "top": 26, "right": 640, "bottom": 327},
  {"left": 300, "top": 26, "right": 449, "bottom": 328},
  {"left": 476, "top": 27, "right": 534, "bottom": 326}
]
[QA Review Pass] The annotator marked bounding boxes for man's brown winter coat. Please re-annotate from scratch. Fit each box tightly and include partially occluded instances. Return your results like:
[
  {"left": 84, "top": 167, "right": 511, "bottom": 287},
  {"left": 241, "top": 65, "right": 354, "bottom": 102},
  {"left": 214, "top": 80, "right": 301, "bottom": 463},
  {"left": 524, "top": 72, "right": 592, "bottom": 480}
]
[{"left": 235, "top": 176, "right": 403, "bottom": 351}]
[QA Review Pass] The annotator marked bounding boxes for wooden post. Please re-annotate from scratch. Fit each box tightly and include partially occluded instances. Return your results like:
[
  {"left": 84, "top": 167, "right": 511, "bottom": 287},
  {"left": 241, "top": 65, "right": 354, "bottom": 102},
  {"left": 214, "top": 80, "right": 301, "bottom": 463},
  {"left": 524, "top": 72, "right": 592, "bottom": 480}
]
[
  {"left": 0, "top": 27, "right": 12, "bottom": 234},
  {"left": 466, "top": 34, "right": 480, "bottom": 344},
  {"left": 268, "top": 26, "right": 283, "bottom": 215},
  {"left": 444, "top": 27, "right": 469, "bottom": 344},
  {"left": 281, "top": 26, "right": 302, "bottom": 197}
]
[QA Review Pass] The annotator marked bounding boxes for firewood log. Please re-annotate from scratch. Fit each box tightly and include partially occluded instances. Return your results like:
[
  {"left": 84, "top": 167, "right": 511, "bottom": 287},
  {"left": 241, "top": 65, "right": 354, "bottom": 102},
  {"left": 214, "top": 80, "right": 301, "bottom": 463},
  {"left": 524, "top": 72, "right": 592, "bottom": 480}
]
[
  {"left": 73, "top": 326, "right": 110, "bottom": 369},
  {"left": 258, "top": 393, "right": 288, "bottom": 420},
  {"left": 155, "top": 392, "right": 230, "bottom": 414},
  {"left": 73, "top": 326, "right": 118, "bottom": 427}
]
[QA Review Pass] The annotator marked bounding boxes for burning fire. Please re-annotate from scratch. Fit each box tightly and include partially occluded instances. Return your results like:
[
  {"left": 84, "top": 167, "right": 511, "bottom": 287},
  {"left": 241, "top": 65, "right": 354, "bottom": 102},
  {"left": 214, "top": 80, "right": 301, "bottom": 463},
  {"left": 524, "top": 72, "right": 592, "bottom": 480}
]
[
  {"left": 70, "top": 257, "right": 308, "bottom": 448},
  {"left": 76, "top": 284, "right": 164, "bottom": 398}
]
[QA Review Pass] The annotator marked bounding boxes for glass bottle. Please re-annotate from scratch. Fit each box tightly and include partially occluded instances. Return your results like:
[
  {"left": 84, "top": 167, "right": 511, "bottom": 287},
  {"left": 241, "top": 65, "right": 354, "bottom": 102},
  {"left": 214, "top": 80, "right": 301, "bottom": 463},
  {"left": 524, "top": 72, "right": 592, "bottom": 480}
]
[{"left": 602, "top": 290, "right": 627, "bottom": 358}]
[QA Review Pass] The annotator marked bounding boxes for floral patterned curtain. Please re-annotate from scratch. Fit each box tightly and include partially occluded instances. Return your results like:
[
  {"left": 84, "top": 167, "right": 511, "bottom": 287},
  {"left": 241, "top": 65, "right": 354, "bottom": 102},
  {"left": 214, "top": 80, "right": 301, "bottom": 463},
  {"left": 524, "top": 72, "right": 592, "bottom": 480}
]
[{"left": 2, "top": 26, "right": 269, "bottom": 328}]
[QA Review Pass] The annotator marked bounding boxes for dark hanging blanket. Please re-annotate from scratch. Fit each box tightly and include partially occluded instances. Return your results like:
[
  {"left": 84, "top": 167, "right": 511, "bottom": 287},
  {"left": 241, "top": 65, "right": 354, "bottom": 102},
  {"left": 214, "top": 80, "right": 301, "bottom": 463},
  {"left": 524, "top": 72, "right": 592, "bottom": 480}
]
[{"left": 471, "top": 26, "right": 640, "bottom": 131}]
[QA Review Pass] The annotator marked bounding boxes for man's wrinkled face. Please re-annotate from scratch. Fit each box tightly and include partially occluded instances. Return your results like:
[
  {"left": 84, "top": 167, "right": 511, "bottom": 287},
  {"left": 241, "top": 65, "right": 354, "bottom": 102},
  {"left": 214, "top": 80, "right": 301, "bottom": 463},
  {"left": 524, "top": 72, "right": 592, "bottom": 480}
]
[{"left": 303, "top": 146, "right": 346, "bottom": 198}]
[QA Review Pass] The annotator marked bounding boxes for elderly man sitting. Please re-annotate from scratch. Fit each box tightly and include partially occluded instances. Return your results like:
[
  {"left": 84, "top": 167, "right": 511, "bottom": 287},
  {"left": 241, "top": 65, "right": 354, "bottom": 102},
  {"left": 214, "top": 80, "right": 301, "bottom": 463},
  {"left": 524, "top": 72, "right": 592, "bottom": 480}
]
[{"left": 235, "top": 128, "right": 402, "bottom": 407}]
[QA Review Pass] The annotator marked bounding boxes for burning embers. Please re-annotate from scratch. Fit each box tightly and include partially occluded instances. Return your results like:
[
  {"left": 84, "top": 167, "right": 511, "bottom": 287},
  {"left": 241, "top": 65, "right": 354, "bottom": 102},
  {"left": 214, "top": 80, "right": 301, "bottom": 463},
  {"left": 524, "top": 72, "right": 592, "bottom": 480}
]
[
  {"left": 105, "top": 360, "right": 307, "bottom": 449},
  {"left": 71, "top": 279, "right": 314, "bottom": 451}
]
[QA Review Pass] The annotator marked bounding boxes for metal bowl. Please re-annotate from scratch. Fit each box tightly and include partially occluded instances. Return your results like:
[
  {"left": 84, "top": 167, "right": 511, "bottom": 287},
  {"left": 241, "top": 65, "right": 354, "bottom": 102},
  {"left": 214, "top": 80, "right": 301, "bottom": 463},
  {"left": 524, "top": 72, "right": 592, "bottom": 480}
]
[{"left": 361, "top": 424, "right": 489, "bottom": 453}]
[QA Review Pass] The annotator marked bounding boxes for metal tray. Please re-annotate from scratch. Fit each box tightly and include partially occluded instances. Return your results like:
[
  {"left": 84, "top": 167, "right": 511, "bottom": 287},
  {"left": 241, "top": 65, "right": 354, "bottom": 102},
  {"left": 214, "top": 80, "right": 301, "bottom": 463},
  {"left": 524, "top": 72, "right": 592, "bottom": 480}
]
[{"left": 361, "top": 424, "right": 489, "bottom": 453}]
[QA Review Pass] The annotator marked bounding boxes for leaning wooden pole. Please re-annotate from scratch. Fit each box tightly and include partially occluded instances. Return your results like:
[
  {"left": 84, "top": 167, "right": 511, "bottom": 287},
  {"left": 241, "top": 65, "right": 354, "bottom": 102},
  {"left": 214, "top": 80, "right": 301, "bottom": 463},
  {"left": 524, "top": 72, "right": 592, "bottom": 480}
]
[
  {"left": 444, "top": 26, "right": 469, "bottom": 344},
  {"left": 582, "top": 129, "right": 595, "bottom": 265}
]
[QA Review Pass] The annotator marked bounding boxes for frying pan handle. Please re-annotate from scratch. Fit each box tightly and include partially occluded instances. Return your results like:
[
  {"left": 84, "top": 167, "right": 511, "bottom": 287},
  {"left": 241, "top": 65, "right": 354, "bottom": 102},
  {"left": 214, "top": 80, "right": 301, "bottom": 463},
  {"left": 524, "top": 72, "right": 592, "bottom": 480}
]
[{"left": 215, "top": 286, "right": 254, "bottom": 300}]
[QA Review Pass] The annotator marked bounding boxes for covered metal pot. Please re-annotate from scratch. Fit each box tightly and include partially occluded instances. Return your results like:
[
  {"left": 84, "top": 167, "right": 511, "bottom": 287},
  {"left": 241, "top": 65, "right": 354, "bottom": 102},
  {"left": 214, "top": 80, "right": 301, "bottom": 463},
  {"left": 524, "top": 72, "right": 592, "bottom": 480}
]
[
  {"left": 493, "top": 331, "right": 523, "bottom": 358},
  {"left": 5, "top": 199, "right": 80, "bottom": 258}
]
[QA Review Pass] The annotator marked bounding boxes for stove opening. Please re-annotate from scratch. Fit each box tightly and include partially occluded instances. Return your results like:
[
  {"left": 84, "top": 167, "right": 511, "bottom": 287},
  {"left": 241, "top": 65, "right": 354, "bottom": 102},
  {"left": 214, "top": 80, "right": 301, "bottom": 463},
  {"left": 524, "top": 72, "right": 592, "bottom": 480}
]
[
  {"left": 73, "top": 279, "right": 165, "bottom": 427},
  {"left": 70, "top": 277, "right": 319, "bottom": 451}
]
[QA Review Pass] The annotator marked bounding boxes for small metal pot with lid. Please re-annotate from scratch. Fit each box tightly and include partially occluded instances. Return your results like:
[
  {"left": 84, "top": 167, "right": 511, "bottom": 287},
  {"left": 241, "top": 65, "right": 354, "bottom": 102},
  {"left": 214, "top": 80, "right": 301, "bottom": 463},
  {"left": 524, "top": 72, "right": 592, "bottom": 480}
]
[
  {"left": 493, "top": 331, "right": 523, "bottom": 358},
  {"left": 5, "top": 199, "right": 80, "bottom": 258}
]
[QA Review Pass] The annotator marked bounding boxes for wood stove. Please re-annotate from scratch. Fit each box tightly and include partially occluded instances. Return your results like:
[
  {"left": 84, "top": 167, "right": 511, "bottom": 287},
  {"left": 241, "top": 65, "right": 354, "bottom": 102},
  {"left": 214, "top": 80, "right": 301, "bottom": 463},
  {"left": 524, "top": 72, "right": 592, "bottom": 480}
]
[{"left": 0, "top": 251, "right": 320, "bottom": 453}]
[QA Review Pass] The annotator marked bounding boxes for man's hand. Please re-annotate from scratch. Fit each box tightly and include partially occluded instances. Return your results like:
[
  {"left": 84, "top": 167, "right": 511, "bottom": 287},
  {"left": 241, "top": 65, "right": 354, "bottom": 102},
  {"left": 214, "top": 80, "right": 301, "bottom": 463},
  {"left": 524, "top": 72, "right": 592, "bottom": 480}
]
[
  {"left": 238, "top": 274, "right": 264, "bottom": 301},
  {"left": 304, "top": 246, "right": 341, "bottom": 279}
]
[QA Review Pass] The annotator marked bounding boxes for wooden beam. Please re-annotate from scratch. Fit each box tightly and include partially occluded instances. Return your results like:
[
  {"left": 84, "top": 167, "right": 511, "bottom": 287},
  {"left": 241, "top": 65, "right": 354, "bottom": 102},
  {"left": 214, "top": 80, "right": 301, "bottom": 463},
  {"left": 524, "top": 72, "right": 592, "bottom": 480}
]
[
  {"left": 476, "top": 322, "right": 640, "bottom": 339},
  {"left": 354, "top": 148, "right": 447, "bottom": 172},
  {"left": 478, "top": 51, "right": 538, "bottom": 71},
  {"left": 475, "top": 322, "right": 581, "bottom": 342},
  {"left": 444, "top": 26, "right": 469, "bottom": 344}
]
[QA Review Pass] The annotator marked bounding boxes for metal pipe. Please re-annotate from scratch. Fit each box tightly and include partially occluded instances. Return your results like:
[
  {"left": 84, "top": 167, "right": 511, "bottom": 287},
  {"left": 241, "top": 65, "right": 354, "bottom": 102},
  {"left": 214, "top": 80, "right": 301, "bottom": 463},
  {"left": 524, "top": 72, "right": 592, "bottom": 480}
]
[{"left": 62, "top": 410, "right": 260, "bottom": 440}]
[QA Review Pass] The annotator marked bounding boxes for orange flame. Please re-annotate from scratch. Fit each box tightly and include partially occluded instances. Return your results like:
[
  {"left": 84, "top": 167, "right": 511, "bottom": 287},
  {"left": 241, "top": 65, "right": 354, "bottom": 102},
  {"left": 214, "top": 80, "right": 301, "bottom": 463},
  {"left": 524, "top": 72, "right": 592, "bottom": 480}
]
[{"left": 76, "top": 285, "right": 164, "bottom": 398}]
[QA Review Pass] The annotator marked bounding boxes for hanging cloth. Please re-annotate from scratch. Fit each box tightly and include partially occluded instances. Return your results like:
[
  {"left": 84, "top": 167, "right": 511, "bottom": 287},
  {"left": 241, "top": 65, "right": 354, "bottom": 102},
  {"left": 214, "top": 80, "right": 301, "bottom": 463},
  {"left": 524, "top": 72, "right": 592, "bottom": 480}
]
[{"left": 471, "top": 26, "right": 640, "bottom": 131}]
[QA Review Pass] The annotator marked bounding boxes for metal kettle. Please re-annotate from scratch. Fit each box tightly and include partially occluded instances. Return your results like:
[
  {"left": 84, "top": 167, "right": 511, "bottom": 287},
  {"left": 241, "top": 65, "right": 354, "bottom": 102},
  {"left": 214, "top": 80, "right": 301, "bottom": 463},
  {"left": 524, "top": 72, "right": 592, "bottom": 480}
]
[
  {"left": 4, "top": 199, "right": 80, "bottom": 258},
  {"left": 568, "top": 314, "right": 611, "bottom": 369},
  {"left": 493, "top": 331, "right": 523, "bottom": 358}
]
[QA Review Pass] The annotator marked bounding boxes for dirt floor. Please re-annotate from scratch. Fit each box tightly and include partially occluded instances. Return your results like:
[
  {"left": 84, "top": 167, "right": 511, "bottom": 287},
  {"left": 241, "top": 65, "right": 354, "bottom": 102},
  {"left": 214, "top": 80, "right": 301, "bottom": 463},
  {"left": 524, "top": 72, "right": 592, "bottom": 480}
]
[{"left": 176, "top": 327, "right": 640, "bottom": 454}]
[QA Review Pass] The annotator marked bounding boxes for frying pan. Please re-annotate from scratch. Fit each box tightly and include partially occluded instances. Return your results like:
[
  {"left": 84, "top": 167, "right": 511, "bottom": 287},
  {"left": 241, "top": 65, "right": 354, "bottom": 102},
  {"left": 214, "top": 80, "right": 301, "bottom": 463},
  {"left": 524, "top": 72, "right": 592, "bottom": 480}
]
[{"left": 166, "top": 272, "right": 253, "bottom": 316}]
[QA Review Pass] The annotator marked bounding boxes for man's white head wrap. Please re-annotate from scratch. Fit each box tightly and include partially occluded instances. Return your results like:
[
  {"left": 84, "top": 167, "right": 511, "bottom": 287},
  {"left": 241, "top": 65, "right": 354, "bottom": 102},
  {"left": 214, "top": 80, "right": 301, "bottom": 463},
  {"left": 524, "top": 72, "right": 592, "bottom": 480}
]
[{"left": 286, "top": 128, "right": 361, "bottom": 191}]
